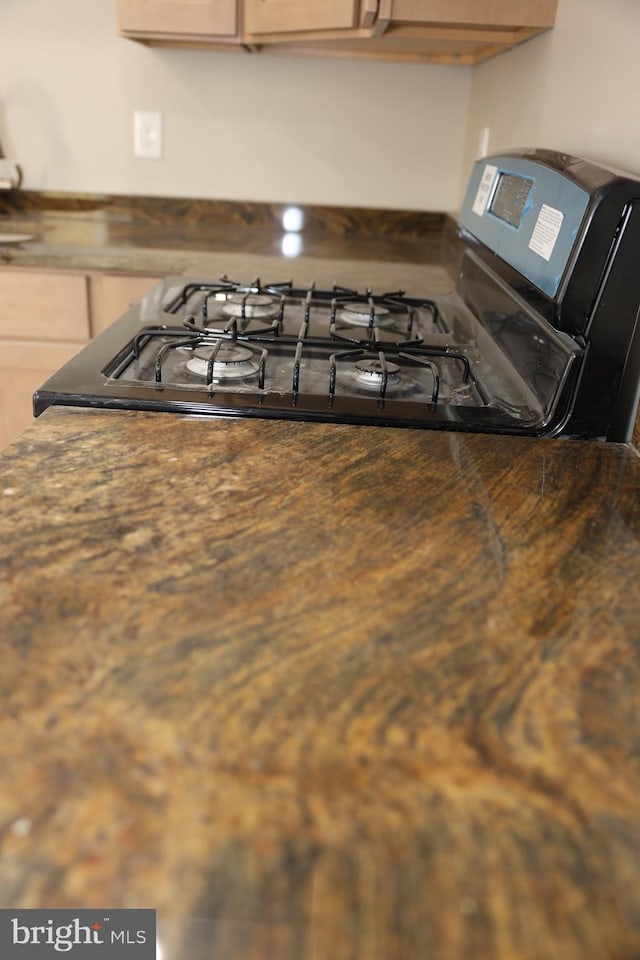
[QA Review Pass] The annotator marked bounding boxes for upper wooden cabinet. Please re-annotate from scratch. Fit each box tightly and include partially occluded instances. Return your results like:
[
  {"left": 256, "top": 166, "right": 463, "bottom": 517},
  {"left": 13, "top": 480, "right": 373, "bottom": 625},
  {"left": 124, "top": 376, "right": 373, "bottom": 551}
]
[
  {"left": 244, "top": 0, "right": 558, "bottom": 64},
  {"left": 117, "top": 0, "right": 243, "bottom": 46},
  {"left": 117, "top": 0, "right": 558, "bottom": 64}
]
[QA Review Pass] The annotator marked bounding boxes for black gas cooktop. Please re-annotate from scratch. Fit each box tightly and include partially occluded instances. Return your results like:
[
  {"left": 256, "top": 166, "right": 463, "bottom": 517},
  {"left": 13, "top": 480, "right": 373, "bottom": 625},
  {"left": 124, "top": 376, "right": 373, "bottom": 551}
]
[
  {"left": 33, "top": 271, "right": 580, "bottom": 436},
  {"left": 34, "top": 149, "right": 640, "bottom": 442}
]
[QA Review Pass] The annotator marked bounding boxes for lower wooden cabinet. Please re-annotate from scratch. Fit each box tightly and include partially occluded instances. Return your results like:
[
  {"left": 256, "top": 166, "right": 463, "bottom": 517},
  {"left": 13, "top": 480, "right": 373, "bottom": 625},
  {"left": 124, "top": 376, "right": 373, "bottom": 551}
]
[
  {"left": 0, "top": 341, "right": 84, "bottom": 450},
  {"left": 0, "top": 268, "right": 161, "bottom": 450}
]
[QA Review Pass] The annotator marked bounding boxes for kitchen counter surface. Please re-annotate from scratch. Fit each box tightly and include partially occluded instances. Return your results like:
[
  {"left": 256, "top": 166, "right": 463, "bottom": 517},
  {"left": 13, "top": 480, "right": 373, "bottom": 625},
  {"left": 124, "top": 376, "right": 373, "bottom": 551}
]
[
  {"left": 0, "top": 192, "right": 445, "bottom": 273},
  {"left": 1, "top": 406, "right": 640, "bottom": 960}
]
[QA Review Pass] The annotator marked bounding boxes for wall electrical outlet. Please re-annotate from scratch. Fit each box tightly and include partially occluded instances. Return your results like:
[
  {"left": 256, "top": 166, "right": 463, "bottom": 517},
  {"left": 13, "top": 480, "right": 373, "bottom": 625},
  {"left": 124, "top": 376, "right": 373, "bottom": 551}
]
[{"left": 133, "top": 111, "right": 163, "bottom": 159}]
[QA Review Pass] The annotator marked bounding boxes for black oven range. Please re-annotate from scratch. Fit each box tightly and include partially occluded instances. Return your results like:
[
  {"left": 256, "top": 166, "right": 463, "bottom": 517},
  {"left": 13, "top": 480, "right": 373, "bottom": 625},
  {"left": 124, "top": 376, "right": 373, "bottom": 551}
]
[{"left": 34, "top": 149, "right": 640, "bottom": 442}]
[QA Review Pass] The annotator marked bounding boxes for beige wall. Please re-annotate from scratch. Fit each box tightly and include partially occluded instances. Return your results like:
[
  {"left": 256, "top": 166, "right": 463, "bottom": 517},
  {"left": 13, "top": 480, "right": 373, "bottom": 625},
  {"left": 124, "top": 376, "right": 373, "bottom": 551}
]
[
  {"left": 0, "top": 0, "right": 470, "bottom": 211},
  {"left": 463, "top": 0, "right": 640, "bottom": 190},
  {"left": 4, "top": 0, "right": 639, "bottom": 212}
]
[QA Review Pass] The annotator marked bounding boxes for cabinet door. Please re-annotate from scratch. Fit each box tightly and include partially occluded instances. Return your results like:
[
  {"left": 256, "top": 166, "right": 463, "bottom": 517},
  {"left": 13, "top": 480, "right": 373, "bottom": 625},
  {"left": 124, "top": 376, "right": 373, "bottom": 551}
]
[
  {"left": 117, "top": 0, "right": 238, "bottom": 37},
  {"left": 89, "top": 274, "right": 162, "bottom": 337},
  {"left": 244, "top": 0, "right": 371, "bottom": 35},
  {"left": 0, "top": 341, "right": 84, "bottom": 450}
]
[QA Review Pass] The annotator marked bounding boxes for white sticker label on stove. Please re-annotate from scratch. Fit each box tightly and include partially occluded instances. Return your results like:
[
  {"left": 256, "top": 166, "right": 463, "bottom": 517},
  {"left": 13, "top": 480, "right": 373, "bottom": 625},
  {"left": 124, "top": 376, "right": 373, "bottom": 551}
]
[
  {"left": 472, "top": 164, "right": 498, "bottom": 217},
  {"left": 529, "top": 204, "right": 564, "bottom": 261}
]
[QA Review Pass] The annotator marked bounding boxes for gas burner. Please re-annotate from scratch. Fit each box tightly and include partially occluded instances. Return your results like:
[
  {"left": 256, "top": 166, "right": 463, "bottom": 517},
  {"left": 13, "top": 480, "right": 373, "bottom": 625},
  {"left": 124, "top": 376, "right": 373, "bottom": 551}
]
[
  {"left": 353, "top": 358, "right": 401, "bottom": 390},
  {"left": 186, "top": 343, "right": 259, "bottom": 380},
  {"left": 338, "top": 302, "right": 397, "bottom": 329},
  {"left": 222, "top": 293, "right": 280, "bottom": 320}
]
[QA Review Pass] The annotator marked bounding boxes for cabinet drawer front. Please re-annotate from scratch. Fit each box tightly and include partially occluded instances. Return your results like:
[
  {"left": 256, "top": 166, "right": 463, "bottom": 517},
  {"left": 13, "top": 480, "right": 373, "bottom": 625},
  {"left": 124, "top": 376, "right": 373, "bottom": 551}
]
[
  {"left": 0, "top": 270, "right": 90, "bottom": 341},
  {"left": 117, "top": 0, "right": 238, "bottom": 36}
]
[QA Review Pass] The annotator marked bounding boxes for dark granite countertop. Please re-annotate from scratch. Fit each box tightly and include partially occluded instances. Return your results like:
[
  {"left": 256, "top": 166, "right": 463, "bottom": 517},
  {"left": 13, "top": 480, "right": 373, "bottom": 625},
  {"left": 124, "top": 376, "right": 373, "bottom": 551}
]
[
  {"left": 2, "top": 190, "right": 640, "bottom": 958},
  {"left": 0, "top": 191, "right": 447, "bottom": 274},
  {"left": 1, "top": 406, "right": 640, "bottom": 960}
]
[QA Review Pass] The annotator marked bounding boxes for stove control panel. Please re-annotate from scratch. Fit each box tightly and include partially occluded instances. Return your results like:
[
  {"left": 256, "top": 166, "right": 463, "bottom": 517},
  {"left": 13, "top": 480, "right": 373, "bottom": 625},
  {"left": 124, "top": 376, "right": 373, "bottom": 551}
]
[{"left": 459, "top": 154, "right": 590, "bottom": 299}]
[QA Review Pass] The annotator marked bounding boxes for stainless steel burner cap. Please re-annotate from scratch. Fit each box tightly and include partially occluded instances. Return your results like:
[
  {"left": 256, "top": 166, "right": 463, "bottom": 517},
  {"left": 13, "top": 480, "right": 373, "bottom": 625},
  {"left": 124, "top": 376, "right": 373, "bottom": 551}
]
[
  {"left": 186, "top": 343, "right": 259, "bottom": 380},
  {"left": 338, "top": 302, "right": 395, "bottom": 328},
  {"left": 353, "top": 358, "right": 401, "bottom": 389},
  {"left": 223, "top": 293, "right": 279, "bottom": 319}
]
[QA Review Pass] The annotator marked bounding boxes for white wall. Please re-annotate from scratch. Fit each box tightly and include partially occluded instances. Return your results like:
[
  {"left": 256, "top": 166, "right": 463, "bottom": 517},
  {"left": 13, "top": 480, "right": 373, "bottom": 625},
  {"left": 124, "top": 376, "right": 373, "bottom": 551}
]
[
  {"left": 463, "top": 0, "right": 640, "bottom": 190},
  {"left": 0, "top": 0, "right": 470, "bottom": 210}
]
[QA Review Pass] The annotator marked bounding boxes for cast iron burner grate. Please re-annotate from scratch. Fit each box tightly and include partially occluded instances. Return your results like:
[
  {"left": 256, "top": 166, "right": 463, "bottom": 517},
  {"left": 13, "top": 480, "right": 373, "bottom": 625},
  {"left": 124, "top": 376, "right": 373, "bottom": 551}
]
[
  {"left": 163, "top": 277, "right": 446, "bottom": 340},
  {"left": 108, "top": 277, "right": 474, "bottom": 407}
]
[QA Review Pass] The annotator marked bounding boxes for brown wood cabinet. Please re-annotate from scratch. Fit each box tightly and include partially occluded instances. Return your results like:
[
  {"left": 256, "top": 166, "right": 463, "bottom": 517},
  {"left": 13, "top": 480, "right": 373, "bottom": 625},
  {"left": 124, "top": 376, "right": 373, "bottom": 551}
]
[
  {"left": 0, "top": 270, "right": 90, "bottom": 343},
  {"left": 244, "top": 0, "right": 558, "bottom": 64},
  {"left": 117, "top": 0, "right": 557, "bottom": 64},
  {"left": 117, "top": 0, "right": 245, "bottom": 47},
  {"left": 0, "top": 268, "right": 160, "bottom": 450},
  {"left": 0, "top": 342, "right": 84, "bottom": 451}
]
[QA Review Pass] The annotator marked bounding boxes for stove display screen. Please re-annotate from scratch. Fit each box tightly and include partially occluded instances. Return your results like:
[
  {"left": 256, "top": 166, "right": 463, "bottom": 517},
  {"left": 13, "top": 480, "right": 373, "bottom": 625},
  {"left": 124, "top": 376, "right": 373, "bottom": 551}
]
[{"left": 489, "top": 173, "right": 533, "bottom": 228}]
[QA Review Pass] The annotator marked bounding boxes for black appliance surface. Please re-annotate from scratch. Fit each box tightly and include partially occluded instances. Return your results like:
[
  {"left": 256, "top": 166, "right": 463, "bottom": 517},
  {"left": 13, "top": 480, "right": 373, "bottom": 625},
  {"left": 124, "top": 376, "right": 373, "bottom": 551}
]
[{"left": 34, "top": 149, "right": 640, "bottom": 442}]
